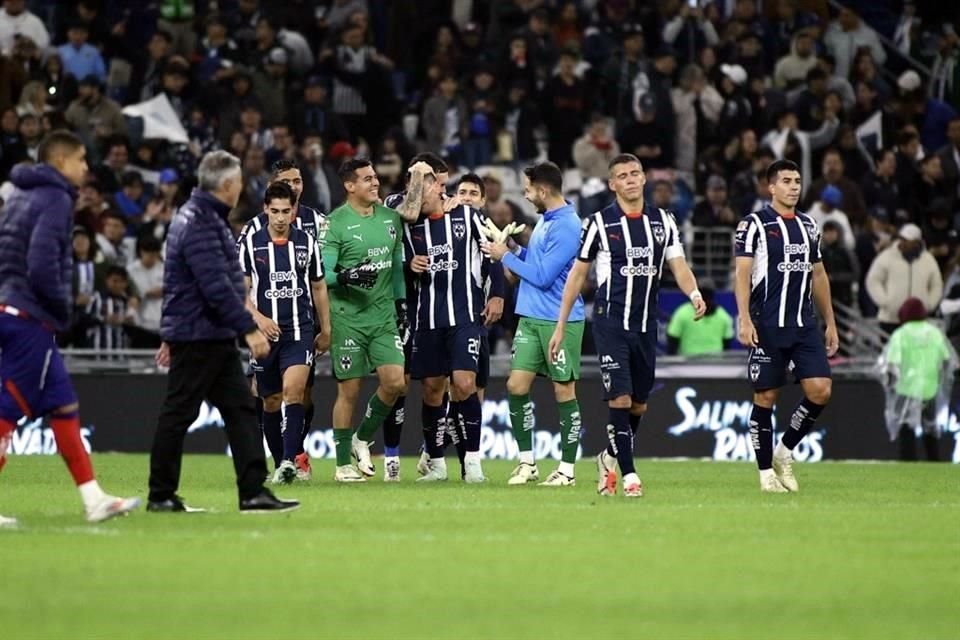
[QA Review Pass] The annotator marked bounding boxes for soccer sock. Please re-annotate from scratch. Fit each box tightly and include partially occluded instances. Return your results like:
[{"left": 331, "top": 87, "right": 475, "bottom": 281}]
[
  {"left": 779, "top": 398, "right": 825, "bottom": 452},
  {"left": 461, "top": 393, "right": 482, "bottom": 453},
  {"left": 630, "top": 413, "right": 642, "bottom": 434},
  {"left": 281, "top": 403, "right": 304, "bottom": 462},
  {"left": 0, "top": 417, "right": 14, "bottom": 474},
  {"left": 558, "top": 399, "right": 582, "bottom": 465},
  {"left": 299, "top": 403, "right": 315, "bottom": 454},
  {"left": 509, "top": 393, "right": 534, "bottom": 457},
  {"left": 606, "top": 407, "right": 635, "bottom": 476},
  {"left": 356, "top": 393, "right": 392, "bottom": 443},
  {"left": 333, "top": 428, "right": 352, "bottom": 466},
  {"left": 50, "top": 412, "right": 94, "bottom": 486},
  {"left": 750, "top": 405, "right": 774, "bottom": 471},
  {"left": 422, "top": 402, "right": 445, "bottom": 458},
  {"left": 383, "top": 395, "right": 404, "bottom": 458},
  {"left": 262, "top": 410, "right": 283, "bottom": 468},
  {"left": 444, "top": 399, "right": 460, "bottom": 451}
]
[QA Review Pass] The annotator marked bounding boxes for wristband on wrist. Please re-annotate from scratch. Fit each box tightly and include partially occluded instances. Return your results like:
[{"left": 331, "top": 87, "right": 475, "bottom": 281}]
[{"left": 689, "top": 289, "right": 702, "bottom": 302}]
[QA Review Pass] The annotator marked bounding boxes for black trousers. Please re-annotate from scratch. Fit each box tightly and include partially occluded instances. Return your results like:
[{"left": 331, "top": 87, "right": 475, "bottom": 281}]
[{"left": 148, "top": 340, "right": 267, "bottom": 502}]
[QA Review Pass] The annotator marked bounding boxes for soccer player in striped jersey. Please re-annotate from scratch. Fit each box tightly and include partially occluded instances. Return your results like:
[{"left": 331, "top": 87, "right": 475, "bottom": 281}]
[
  {"left": 404, "top": 168, "right": 504, "bottom": 483},
  {"left": 734, "top": 159, "right": 838, "bottom": 493},
  {"left": 483, "top": 162, "right": 585, "bottom": 487},
  {"left": 551, "top": 154, "right": 706, "bottom": 497},
  {"left": 237, "top": 182, "right": 332, "bottom": 484},
  {"left": 237, "top": 160, "right": 327, "bottom": 479}
]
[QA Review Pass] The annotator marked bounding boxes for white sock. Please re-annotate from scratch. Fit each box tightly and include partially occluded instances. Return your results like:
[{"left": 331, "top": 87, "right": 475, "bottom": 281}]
[
  {"left": 430, "top": 457, "right": 447, "bottom": 471},
  {"left": 774, "top": 441, "right": 791, "bottom": 459},
  {"left": 558, "top": 461, "right": 575, "bottom": 477},
  {"left": 464, "top": 451, "right": 480, "bottom": 464},
  {"left": 623, "top": 472, "right": 640, "bottom": 486},
  {"left": 384, "top": 455, "right": 399, "bottom": 464},
  {"left": 78, "top": 480, "right": 106, "bottom": 510},
  {"left": 759, "top": 468, "right": 776, "bottom": 482},
  {"left": 519, "top": 451, "right": 534, "bottom": 465}
]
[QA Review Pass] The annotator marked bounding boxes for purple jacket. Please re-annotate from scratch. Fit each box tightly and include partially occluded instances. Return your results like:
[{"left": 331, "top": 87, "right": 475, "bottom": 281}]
[
  {"left": 160, "top": 189, "right": 256, "bottom": 343},
  {"left": 0, "top": 164, "right": 76, "bottom": 331}
]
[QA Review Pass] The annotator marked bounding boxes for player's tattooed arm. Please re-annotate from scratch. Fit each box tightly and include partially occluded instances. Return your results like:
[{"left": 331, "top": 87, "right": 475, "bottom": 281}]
[{"left": 396, "top": 162, "right": 432, "bottom": 222}]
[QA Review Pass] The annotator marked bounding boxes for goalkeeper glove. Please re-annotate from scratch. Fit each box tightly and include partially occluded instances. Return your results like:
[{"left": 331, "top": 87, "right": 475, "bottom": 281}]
[{"left": 395, "top": 299, "right": 410, "bottom": 345}]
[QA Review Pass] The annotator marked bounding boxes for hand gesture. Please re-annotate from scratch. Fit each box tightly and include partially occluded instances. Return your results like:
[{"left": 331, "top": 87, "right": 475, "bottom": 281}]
[
  {"left": 738, "top": 317, "right": 759, "bottom": 348},
  {"left": 255, "top": 313, "right": 281, "bottom": 341},
  {"left": 314, "top": 331, "right": 330, "bottom": 355},
  {"left": 245, "top": 329, "right": 270, "bottom": 360},
  {"left": 482, "top": 296, "right": 504, "bottom": 327},
  {"left": 692, "top": 295, "right": 707, "bottom": 320},
  {"left": 825, "top": 324, "right": 839, "bottom": 357},
  {"left": 548, "top": 327, "right": 564, "bottom": 364},
  {"left": 410, "top": 255, "right": 429, "bottom": 274},
  {"left": 155, "top": 342, "right": 170, "bottom": 368}
]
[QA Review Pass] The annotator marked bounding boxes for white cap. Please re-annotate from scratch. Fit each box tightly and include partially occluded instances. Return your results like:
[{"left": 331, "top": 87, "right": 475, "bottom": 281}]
[
  {"left": 898, "top": 223, "right": 922, "bottom": 241},
  {"left": 720, "top": 64, "right": 748, "bottom": 86},
  {"left": 897, "top": 70, "right": 921, "bottom": 92}
]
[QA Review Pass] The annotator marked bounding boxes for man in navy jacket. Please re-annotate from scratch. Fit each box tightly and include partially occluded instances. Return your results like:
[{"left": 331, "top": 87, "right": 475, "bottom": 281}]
[
  {"left": 147, "top": 150, "right": 298, "bottom": 514},
  {"left": 0, "top": 130, "right": 140, "bottom": 526}
]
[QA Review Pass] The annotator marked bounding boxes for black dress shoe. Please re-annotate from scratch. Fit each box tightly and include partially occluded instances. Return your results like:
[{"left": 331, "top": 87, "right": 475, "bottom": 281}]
[
  {"left": 146, "top": 495, "right": 207, "bottom": 513},
  {"left": 239, "top": 489, "right": 300, "bottom": 513}
]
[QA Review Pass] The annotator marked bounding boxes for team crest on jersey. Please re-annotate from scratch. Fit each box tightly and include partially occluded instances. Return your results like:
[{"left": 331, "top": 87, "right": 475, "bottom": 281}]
[
  {"left": 387, "top": 224, "right": 397, "bottom": 240},
  {"left": 339, "top": 355, "right": 352, "bottom": 371},
  {"left": 749, "top": 363, "right": 760, "bottom": 382},
  {"left": 453, "top": 221, "right": 466, "bottom": 240},
  {"left": 295, "top": 248, "right": 309, "bottom": 268},
  {"left": 652, "top": 223, "right": 666, "bottom": 245}
]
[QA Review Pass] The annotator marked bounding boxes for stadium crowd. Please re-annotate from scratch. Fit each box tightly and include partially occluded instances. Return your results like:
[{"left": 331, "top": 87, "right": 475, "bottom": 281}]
[{"left": 0, "top": 0, "right": 957, "bottom": 354}]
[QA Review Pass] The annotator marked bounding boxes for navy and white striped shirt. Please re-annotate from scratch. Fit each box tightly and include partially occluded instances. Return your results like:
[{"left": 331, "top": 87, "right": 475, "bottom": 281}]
[
  {"left": 87, "top": 292, "right": 128, "bottom": 351},
  {"left": 237, "top": 226, "right": 325, "bottom": 341},
  {"left": 734, "top": 205, "right": 822, "bottom": 328},
  {"left": 236, "top": 203, "right": 328, "bottom": 250},
  {"left": 579, "top": 202, "right": 685, "bottom": 332},
  {"left": 402, "top": 205, "right": 491, "bottom": 330}
]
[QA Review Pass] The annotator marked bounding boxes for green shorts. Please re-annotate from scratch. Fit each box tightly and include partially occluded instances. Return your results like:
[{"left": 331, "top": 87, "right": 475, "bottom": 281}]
[
  {"left": 331, "top": 320, "right": 404, "bottom": 380},
  {"left": 511, "top": 317, "right": 584, "bottom": 382}
]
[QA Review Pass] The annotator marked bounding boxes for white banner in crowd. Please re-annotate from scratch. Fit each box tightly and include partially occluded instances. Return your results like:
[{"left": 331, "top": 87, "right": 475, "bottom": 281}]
[{"left": 122, "top": 94, "right": 189, "bottom": 144}]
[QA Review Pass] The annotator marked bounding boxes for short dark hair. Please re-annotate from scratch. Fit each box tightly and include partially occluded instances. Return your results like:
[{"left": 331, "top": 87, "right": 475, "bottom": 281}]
[
  {"left": 873, "top": 147, "right": 895, "bottom": 165},
  {"left": 410, "top": 152, "right": 448, "bottom": 174},
  {"left": 263, "top": 181, "right": 295, "bottom": 206},
  {"left": 523, "top": 161, "right": 563, "bottom": 193},
  {"left": 270, "top": 158, "right": 300, "bottom": 177},
  {"left": 765, "top": 159, "right": 801, "bottom": 183},
  {"left": 101, "top": 209, "right": 126, "bottom": 225},
  {"left": 137, "top": 234, "right": 162, "bottom": 255},
  {"left": 897, "top": 129, "right": 919, "bottom": 146},
  {"left": 153, "top": 29, "right": 173, "bottom": 43},
  {"left": 38, "top": 129, "right": 83, "bottom": 163},
  {"left": 806, "top": 67, "right": 827, "bottom": 83},
  {"left": 608, "top": 153, "right": 642, "bottom": 172},
  {"left": 120, "top": 170, "right": 143, "bottom": 188},
  {"left": 457, "top": 173, "right": 485, "bottom": 197},
  {"left": 338, "top": 158, "right": 373, "bottom": 184},
  {"left": 104, "top": 265, "right": 128, "bottom": 280}
]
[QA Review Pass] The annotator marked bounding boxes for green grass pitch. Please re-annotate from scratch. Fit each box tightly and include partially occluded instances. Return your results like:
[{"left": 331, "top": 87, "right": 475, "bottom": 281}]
[{"left": 1, "top": 455, "right": 957, "bottom": 639}]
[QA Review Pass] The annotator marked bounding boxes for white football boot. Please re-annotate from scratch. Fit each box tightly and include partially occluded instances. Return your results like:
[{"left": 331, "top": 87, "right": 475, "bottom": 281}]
[
  {"left": 507, "top": 462, "right": 539, "bottom": 485},
  {"left": 351, "top": 434, "right": 375, "bottom": 477},
  {"left": 596, "top": 451, "right": 618, "bottom": 496},
  {"left": 772, "top": 450, "right": 799, "bottom": 492},
  {"left": 86, "top": 495, "right": 141, "bottom": 523},
  {"left": 538, "top": 469, "right": 575, "bottom": 487},
  {"left": 334, "top": 465, "right": 366, "bottom": 483}
]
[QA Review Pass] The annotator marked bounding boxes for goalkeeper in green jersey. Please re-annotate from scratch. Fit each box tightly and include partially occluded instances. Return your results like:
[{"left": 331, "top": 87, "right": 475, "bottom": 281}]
[{"left": 322, "top": 159, "right": 406, "bottom": 482}]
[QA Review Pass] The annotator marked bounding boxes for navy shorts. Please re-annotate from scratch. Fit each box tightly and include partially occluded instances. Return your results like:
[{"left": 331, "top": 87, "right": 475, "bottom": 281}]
[
  {"left": 749, "top": 325, "right": 831, "bottom": 390},
  {"left": 0, "top": 314, "right": 77, "bottom": 420},
  {"left": 250, "top": 335, "right": 315, "bottom": 398},
  {"left": 592, "top": 318, "right": 657, "bottom": 403},
  {"left": 410, "top": 323, "right": 484, "bottom": 380}
]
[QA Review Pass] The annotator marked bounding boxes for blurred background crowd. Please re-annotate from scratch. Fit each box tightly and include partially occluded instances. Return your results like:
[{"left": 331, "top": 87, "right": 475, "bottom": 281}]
[{"left": 0, "top": 0, "right": 956, "bottom": 356}]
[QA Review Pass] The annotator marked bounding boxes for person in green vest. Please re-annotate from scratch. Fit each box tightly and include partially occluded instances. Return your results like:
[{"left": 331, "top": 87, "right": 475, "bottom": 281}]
[
  {"left": 878, "top": 297, "right": 958, "bottom": 461},
  {"left": 666, "top": 279, "right": 733, "bottom": 356}
]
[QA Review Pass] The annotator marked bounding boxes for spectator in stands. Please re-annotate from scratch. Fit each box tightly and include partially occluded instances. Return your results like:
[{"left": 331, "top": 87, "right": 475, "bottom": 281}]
[
  {"left": 463, "top": 65, "right": 498, "bottom": 169},
  {"left": 130, "top": 29, "right": 172, "bottom": 103},
  {"left": 422, "top": 73, "right": 467, "bottom": 164},
  {"left": 157, "top": 58, "right": 191, "bottom": 121},
  {"left": 87, "top": 265, "right": 136, "bottom": 353},
  {"left": 17, "top": 112, "right": 39, "bottom": 161},
  {"left": 834, "top": 125, "right": 871, "bottom": 185},
  {"left": 65, "top": 75, "right": 127, "bottom": 156},
  {"left": 942, "top": 252, "right": 960, "bottom": 352},
  {"left": 553, "top": 1, "right": 583, "bottom": 51},
  {"left": 896, "top": 70, "right": 957, "bottom": 153},
  {"left": 573, "top": 114, "right": 621, "bottom": 181},
  {"left": 73, "top": 178, "right": 107, "bottom": 232},
  {"left": 241, "top": 145, "right": 269, "bottom": 208},
  {"left": 923, "top": 199, "right": 959, "bottom": 274},
  {"left": 661, "top": 1, "right": 719, "bottom": 65},
  {"left": 716, "top": 63, "right": 752, "bottom": 140},
  {"left": 773, "top": 29, "right": 817, "bottom": 90},
  {"left": 691, "top": 175, "right": 736, "bottom": 228},
  {"left": 894, "top": 129, "right": 922, "bottom": 199},
  {"left": 791, "top": 67, "right": 831, "bottom": 132},
  {"left": 804, "top": 148, "right": 867, "bottom": 228},
  {"left": 251, "top": 46, "right": 288, "bottom": 127},
  {"left": 498, "top": 33, "right": 537, "bottom": 93},
  {"left": 861, "top": 148, "right": 905, "bottom": 222},
  {"left": 823, "top": 6, "right": 885, "bottom": 80},
  {"left": 808, "top": 185, "right": 854, "bottom": 250},
  {"left": 139, "top": 173, "right": 177, "bottom": 243},
  {"left": 909, "top": 154, "right": 950, "bottom": 219},
  {"left": 622, "top": 46, "right": 677, "bottom": 170},
  {"left": 542, "top": 46, "right": 589, "bottom": 169},
  {"left": 761, "top": 105, "right": 839, "bottom": 193},
  {"left": 68, "top": 225, "right": 99, "bottom": 347},
  {"left": 0, "top": 0, "right": 50, "bottom": 55},
  {"left": 96, "top": 210, "right": 134, "bottom": 267},
  {"left": 936, "top": 117, "right": 960, "bottom": 204},
  {"left": 819, "top": 220, "right": 860, "bottom": 309},
  {"left": 195, "top": 14, "right": 241, "bottom": 85},
  {"left": 57, "top": 21, "right": 104, "bottom": 84},
  {"left": 671, "top": 63, "right": 721, "bottom": 182},
  {"left": 809, "top": 54, "right": 855, "bottom": 112},
  {"left": 666, "top": 279, "right": 732, "bottom": 355},
  {"left": 855, "top": 206, "right": 896, "bottom": 316},
  {"left": 264, "top": 123, "right": 295, "bottom": 168},
  {"left": 770, "top": 0, "right": 819, "bottom": 57},
  {"left": 298, "top": 133, "right": 341, "bottom": 213},
  {"left": 93, "top": 136, "right": 130, "bottom": 193},
  {"left": 237, "top": 104, "right": 273, "bottom": 151},
  {"left": 291, "top": 75, "right": 348, "bottom": 149},
  {"left": 600, "top": 23, "right": 645, "bottom": 135},
  {"left": 33, "top": 51, "right": 75, "bottom": 111},
  {"left": 15, "top": 80, "right": 50, "bottom": 119},
  {"left": 866, "top": 223, "right": 944, "bottom": 334},
  {"left": 929, "top": 27, "right": 960, "bottom": 108},
  {"left": 113, "top": 171, "right": 145, "bottom": 225},
  {"left": 501, "top": 79, "right": 540, "bottom": 164},
  {"left": 483, "top": 171, "right": 525, "bottom": 229},
  {"left": 126, "top": 235, "right": 163, "bottom": 348},
  {"left": 520, "top": 8, "right": 558, "bottom": 79}
]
